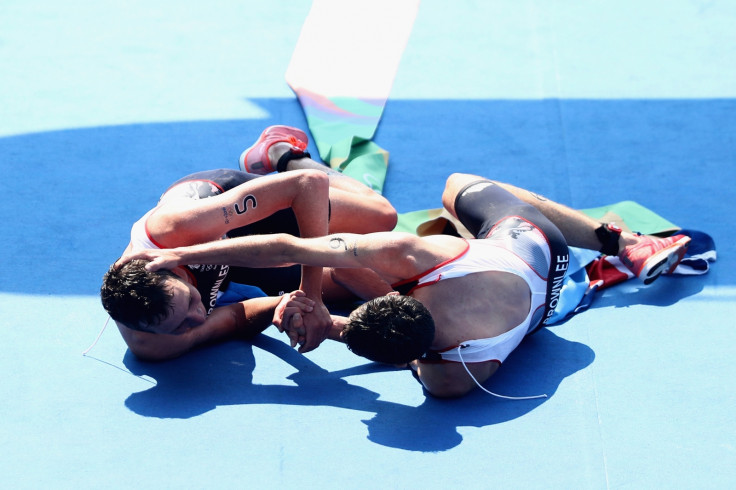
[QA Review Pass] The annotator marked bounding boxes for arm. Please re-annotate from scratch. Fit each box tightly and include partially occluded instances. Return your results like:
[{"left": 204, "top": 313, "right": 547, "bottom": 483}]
[
  {"left": 121, "top": 231, "right": 438, "bottom": 285},
  {"left": 147, "top": 170, "right": 330, "bottom": 247},
  {"left": 147, "top": 169, "right": 331, "bottom": 352},
  {"left": 278, "top": 312, "right": 351, "bottom": 348},
  {"left": 117, "top": 294, "right": 309, "bottom": 362}
]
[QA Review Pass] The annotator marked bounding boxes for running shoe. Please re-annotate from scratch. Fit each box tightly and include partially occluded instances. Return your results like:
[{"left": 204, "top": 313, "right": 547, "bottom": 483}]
[
  {"left": 619, "top": 234, "right": 691, "bottom": 285},
  {"left": 239, "top": 125, "right": 308, "bottom": 174}
]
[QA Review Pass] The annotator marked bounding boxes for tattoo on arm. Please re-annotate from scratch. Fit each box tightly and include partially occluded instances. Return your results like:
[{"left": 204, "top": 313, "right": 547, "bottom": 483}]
[
  {"left": 234, "top": 195, "right": 257, "bottom": 215},
  {"left": 329, "top": 237, "right": 358, "bottom": 256},
  {"left": 329, "top": 237, "right": 347, "bottom": 251}
]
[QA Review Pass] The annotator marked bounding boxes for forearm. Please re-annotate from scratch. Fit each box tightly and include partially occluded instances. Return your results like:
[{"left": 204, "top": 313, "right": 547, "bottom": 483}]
[
  {"left": 289, "top": 170, "right": 330, "bottom": 240},
  {"left": 299, "top": 265, "right": 324, "bottom": 300},
  {"left": 117, "top": 300, "right": 279, "bottom": 362},
  {"left": 167, "top": 234, "right": 299, "bottom": 268},
  {"left": 168, "top": 233, "right": 369, "bottom": 269},
  {"left": 126, "top": 232, "right": 398, "bottom": 277},
  {"left": 198, "top": 297, "right": 282, "bottom": 342},
  {"left": 235, "top": 296, "right": 282, "bottom": 339},
  {"left": 287, "top": 172, "right": 329, "bottom": 298},
  {"left": 327, "top": 315, "right": 349, "bottom": 342},
  {"left": 118, "top": 323, "right": 201, "bottom": 362}
]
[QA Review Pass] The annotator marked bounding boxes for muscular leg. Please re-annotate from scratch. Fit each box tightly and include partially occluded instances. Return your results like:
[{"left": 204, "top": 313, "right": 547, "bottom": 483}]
[
  {"left": 271, "top": 143, "right": 397, "bottom": 233},
  {"left": 442, "top": 172, "right": 639, "bottom": 252}
]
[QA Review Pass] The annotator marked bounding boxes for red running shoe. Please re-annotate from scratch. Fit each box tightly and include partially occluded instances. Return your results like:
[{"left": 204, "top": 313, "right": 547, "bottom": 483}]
[
  {"left": 619, "top": 234, "right": 691, "bottom": 285},
  {"left": 239, "top": 125, "right": 308, "bottom": 174}
]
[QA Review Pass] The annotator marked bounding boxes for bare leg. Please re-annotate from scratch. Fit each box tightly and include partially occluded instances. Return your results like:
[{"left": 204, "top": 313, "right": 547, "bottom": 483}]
[
  {"left": 444, "top": 173, "right": 691, "bottom": 284},
  {"left": 270, "top": 144, "right": 397, "bottom": 233},
  {"left": 442, "top": 172, "right": 638, "bottom": 251}
]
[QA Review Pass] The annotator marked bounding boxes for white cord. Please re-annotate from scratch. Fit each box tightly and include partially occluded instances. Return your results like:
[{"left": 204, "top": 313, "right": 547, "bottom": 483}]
[
  {"left": 81, "top": 316, "right": 157, "bottom": 384},
  {"left": 82, "top": 315, "right": 111, "bottom": 356},
  {"left": 457, "top": 345, "right": 547, "bottom": 400}
]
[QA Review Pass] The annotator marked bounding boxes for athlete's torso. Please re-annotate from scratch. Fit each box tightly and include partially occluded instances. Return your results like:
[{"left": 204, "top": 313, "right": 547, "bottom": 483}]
[
  {"left": 128, "top": 170, "right": 259, "bottom": 316},
  {"left": 396, "top": 222, "right": 554, "bottom": 363}
]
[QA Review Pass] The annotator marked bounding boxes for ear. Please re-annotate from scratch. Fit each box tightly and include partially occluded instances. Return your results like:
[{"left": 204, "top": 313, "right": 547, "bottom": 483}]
[{"left": 170, "top": 266, "right": 189, "bottom": 281}]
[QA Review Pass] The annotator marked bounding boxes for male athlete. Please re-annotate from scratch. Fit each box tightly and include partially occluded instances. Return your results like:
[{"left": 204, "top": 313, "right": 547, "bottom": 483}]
[
  {"left": 119, "top": 172, "right": 690, "bottom": 397},
  {"left": 101, "top": 125, "right": 396, "bottom": 361}
]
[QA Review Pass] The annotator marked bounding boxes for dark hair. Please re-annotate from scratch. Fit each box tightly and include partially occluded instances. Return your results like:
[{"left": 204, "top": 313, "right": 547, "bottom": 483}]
[
  {"left": 342, "top": 295, "right": 435, "bottom": 364},
  {"left": 100, "top": 260, "right": 178, "bottom": 332}
]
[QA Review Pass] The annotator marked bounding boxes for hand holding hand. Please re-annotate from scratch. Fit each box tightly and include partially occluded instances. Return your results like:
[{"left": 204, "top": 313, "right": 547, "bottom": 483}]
[
  {"left": 272, "top": 290, "right": 315, "bottom": 344},
  {"left": 296, "top": 300, "right": 332, "bottom": 353}
]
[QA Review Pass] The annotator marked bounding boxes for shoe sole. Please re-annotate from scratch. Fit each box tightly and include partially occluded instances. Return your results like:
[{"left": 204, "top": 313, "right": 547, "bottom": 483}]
[{"left": 639, "top": 236, "right": 691, "bottom": 285}]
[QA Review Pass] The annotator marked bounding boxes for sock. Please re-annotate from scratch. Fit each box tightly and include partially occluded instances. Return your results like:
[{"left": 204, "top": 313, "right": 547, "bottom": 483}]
[
  {"left": 276, "top": 149, "right": 311, "bottom": 173},
  {"left": 595, "top": 223, "right": 622, "bottom": 256}
]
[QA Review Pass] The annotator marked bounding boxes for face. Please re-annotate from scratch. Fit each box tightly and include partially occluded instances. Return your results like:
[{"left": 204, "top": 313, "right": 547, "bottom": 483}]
[{"left": 144, "top": 277, "right": 207, "bottom": 335}]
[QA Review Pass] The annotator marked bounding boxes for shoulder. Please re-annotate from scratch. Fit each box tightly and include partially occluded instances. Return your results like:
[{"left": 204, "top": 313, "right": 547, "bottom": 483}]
[
  {"left": 364, "top": 232, "right": 466, "bottom": 281},
  {"left": 363, "top": 231, "right": 459, "bottom": 253},
  {"left": 402, "top": 234, "right": 468, "bottom": 265}
]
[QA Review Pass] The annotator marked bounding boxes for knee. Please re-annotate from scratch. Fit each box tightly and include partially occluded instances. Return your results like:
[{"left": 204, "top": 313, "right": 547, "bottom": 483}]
[
  {"left": 377, "top": 200, "right": 398, "bottom": 231},
  {"left": 443, "top": 172, "right": 464, "bottom": 193},
  {"left": 327, "top": 190, "right": 397, "bottom": 233},
  {"left": 445, "top": 172, "right": 493, "bottom": 191},
  {"left": 441, "top": 173, "right": 470, "bottom": 213},
  {"left": 442, "top": 173, "right": 495, "bottom": 213},
  {"left": 365, "top": 196, "right": 398, "bottom": 232}
]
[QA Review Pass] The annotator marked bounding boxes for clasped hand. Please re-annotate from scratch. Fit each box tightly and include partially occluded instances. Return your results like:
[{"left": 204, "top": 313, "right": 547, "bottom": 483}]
[
  {"left": 115, "top": 249, "right": 334, "bottom": 353},
  {"left": 273, "top": 291, "right": 332, "bottom": 353}
]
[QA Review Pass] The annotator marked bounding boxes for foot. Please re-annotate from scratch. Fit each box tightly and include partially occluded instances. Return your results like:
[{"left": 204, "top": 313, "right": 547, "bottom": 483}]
[
  {"left": 619, "top": 234, "right": 691, "bottom": 285},
  {"left": 239, "top": 125, "right": 308, "bottom": 174}
]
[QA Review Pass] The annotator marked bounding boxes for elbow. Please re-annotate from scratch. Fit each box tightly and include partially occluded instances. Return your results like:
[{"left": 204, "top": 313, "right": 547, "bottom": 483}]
[
  {"left": 417, "top": 368, "right": 479, "bottom": 398},
  {"left": 297, "top": 169, "right": 330, "bottom": 196},
  {"left": 270, "top": 234, "right": 300, "bottom": 267},
  {"left": 424, "top": 380, "right": 476, "bottom": 399},
  {"left": 128, "top": 346, "right": 173, "bottom": 363},
  {"left": 125, "top": 336, "right": 184, "bottom": 363}
]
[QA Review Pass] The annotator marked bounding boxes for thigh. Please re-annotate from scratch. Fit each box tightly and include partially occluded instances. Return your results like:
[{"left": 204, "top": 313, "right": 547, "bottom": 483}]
[{"left": 454, "top": 179, "right": 552, "bottom": 238}]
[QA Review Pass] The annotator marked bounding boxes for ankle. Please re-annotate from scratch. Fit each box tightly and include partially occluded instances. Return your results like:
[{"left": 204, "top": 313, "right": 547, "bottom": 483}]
[
  {"left": 618, "top": 232, "right": 642, "bottom": 255},
  {"left": 268, "top": 142, "right": 292, "bottom": 164},
  {"left": 282, "top": 157, "right": 314, "bottom": 172},
  {"left": 595, "top": 223, "right": 623, "bottom": 256}
]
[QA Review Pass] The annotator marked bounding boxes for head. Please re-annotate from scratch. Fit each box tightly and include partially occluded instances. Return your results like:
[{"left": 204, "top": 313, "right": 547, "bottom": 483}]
[
  {"left": 100, "top": 260, "right": 206, "bottom": 334},
  {"left": 342, "top": 294, "right": 435, "bottom": 364}
]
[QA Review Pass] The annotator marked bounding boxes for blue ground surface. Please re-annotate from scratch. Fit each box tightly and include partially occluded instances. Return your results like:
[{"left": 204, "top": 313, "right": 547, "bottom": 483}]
[{"left": 1, "top": 1, "right": 734, "bottom": 488}]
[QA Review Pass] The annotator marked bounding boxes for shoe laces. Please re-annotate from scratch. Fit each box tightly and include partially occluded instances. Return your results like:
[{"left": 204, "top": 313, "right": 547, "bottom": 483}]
[{"left": 285, "top": 135, "right": 307, "bottom": 150}]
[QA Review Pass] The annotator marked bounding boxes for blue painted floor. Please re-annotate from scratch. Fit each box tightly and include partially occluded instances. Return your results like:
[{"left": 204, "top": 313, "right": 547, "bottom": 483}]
[{"left": 1, "top": 1, "right": 735, "bottom": 488}]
